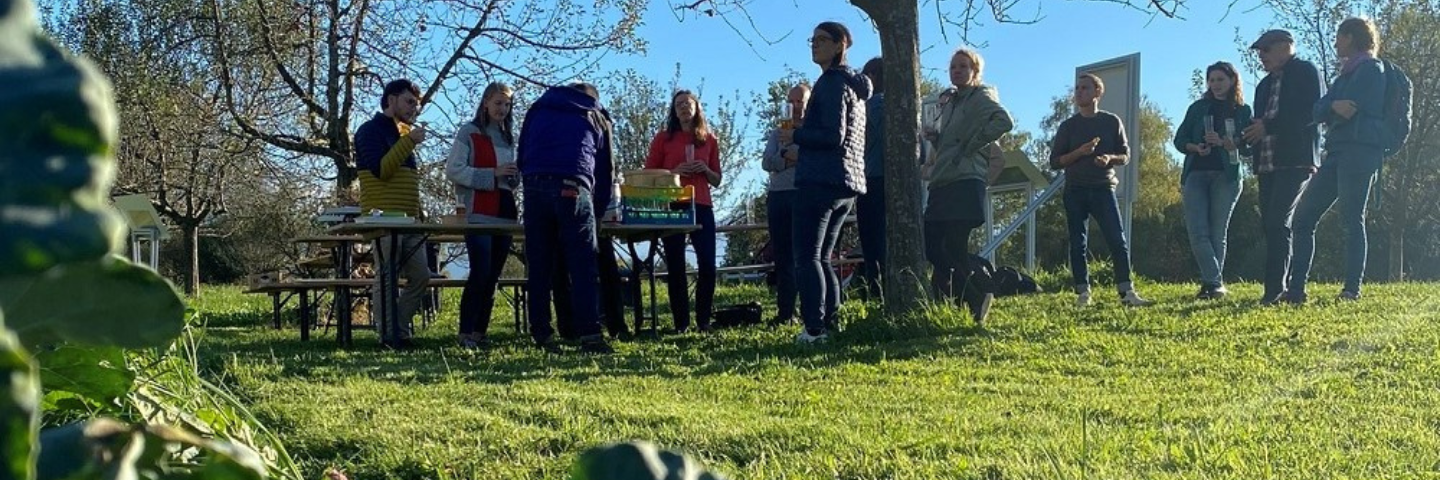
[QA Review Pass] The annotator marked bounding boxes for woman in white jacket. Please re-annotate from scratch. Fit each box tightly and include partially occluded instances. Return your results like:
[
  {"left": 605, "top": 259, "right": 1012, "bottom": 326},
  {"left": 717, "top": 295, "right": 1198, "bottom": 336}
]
[{"left": 445, "top": 82, "right": 519, "bottom": 348}]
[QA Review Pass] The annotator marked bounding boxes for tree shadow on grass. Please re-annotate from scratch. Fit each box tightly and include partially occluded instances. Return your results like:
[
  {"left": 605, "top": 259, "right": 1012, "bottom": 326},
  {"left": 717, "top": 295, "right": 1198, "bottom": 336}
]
[{"left": 198, "top": 312, "right": 998, "bottom": 388}]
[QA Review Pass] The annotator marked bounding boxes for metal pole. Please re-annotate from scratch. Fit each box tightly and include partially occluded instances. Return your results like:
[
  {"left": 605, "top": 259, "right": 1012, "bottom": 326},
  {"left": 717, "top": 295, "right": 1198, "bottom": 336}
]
[
  {"left": 980, "top": 173, "right": 1066, "bottom": 259},
  {"left": 984, "top": 191, "right": 995, "bottom": 263},
  {"left": 1026, "top": 184, "right": 1037, "bottom": 271},
  {"left": 148, "top": 230, "right": 160, "bottom": 270}
]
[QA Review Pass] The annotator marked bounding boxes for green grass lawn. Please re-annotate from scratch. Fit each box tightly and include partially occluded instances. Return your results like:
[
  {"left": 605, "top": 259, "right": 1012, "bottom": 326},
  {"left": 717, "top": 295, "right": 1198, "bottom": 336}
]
[{"left": 191, "top": 280, "right": 1440, "bottom": 479}]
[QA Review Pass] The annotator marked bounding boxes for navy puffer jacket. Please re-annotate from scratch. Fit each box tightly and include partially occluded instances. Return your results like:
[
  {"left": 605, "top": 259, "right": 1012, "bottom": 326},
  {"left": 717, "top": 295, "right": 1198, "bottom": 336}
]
[{"left": 794, "top": 66, "right": 873, "bottom": 195}]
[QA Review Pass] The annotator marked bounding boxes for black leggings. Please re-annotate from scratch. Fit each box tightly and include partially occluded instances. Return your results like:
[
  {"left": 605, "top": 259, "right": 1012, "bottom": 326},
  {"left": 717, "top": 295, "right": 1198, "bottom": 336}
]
[{"left": 924, "top": 219, "right": 982, "bottom": 300}]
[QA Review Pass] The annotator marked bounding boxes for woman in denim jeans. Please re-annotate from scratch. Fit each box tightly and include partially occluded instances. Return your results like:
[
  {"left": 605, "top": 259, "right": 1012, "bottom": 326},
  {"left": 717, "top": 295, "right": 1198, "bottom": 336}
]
[
  {"left": 1173, "top": 62, "right": 1252, "bottom": 300},
  {"left": 780, "top": 21, "right": 871, "bottom": 343},
  {"left": 1289, "top": 17, "right": 1389, "bottom": 303},
  {"left": 444, "top": 82, "right": 519, "bottom": 349}
]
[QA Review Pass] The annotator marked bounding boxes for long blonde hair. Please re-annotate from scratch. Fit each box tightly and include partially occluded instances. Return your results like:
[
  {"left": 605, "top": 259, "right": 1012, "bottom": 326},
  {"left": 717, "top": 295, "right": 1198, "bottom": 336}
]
[{"left": 473, "top": 82, "right": 514, "bottom": 145}]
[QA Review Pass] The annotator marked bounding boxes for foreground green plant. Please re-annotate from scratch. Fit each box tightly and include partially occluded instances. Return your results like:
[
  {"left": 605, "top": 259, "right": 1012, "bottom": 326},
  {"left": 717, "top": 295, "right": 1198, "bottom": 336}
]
[{"left": 0, "top": 0, "right": 265, "bottom": 478}]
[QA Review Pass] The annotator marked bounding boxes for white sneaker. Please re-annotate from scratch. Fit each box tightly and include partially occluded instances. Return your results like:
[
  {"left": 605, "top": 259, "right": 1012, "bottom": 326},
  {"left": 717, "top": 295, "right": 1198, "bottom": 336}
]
[
  {"left": 796, "top": 330, "right": 829, "bottom": 344},
  {"left": 1075, "top": 292, "right": 1092, "bottom": 307},
  {"left": 1121, "top": 290, "right": 1153, "bottom": 307}
]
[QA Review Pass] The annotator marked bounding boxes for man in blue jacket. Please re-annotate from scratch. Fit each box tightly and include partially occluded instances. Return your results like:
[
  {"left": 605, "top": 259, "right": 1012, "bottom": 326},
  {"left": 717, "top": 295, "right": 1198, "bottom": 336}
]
[
  {"left": 517, "top": 82, "right": 615, "bottom": 354},
  {"left": 1242, "top": 30, "right": 1323, "bottom": 306}
]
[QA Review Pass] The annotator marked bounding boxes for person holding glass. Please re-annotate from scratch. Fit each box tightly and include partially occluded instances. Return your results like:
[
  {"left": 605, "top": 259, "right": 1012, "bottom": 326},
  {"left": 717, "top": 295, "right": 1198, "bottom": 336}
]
[
  {"left": 761, "top": 83, "right": 810, "bottom": 325},
  {"left": 645, "top": 90, "right": 722, "bottom": 333},
  {"left": 445, "top": 82, "right": 520, "bottom": 348},
  {"left": 781, "top": 21, "right": 871, "bottom": 343},
  {"left": 921, "top": 48, "right": 1013, "bottom": 324},
  {"left": 1173, "top": 62, "right": 1252, "bottom": 300}
]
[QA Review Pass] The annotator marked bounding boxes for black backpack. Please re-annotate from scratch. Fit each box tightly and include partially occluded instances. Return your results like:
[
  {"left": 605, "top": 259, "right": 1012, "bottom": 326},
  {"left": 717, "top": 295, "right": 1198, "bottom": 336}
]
[
  {"left": 992, "top": 266, "right": 1041, "bottom": 297},
  {"left": 1380, "top": 59, "right": 1413, "bottom": 157},
  {"left": 712, "top": 302, "right": 762, "bottom": 329}
]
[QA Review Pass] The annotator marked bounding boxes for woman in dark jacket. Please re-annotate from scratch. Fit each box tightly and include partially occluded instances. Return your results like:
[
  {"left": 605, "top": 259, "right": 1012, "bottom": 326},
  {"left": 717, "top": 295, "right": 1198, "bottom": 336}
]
[
  {"left": 1173, "top": 62, "right": 1252, "bottom": 300},
  {"left": 781, "top": 21, "right": 871, "bottom": 343}
]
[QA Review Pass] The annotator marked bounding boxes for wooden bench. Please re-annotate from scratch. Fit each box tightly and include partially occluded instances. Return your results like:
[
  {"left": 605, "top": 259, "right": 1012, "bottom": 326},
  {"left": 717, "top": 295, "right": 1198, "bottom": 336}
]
[{"left": 247, "top": 277, "right": 527, "bottom": 343}]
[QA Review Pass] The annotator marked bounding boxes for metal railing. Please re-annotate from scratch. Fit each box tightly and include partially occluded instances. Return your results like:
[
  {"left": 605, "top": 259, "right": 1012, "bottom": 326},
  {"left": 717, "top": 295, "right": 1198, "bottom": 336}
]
[{"left": 980, "top": 172, "right": 1067, "bottom": 269}]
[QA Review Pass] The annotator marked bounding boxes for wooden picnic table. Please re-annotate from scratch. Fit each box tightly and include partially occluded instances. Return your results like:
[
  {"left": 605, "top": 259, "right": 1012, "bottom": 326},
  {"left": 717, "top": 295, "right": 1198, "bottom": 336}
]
[
  {"left": 246, "top": 278, "right": 527, "bottom": 342},
  {"left": 322, "top": 222, "right": 697, "bottom": 344}
]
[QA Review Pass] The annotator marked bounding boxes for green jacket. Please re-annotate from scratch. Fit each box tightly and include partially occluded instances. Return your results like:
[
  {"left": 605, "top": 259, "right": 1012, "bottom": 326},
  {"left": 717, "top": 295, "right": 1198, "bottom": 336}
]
[
  {"left": 1173, "top": 98, "right": 1253, "bottom": 186},
  {"left": 928, "top": 84, "right": 1013, "bottom": 189}
]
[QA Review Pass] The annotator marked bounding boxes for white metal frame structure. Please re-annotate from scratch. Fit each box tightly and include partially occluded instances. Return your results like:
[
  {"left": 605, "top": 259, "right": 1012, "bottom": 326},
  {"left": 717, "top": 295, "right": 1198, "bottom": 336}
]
[{"left": 113, "top": 194, "right": 169, "bottom": 270}]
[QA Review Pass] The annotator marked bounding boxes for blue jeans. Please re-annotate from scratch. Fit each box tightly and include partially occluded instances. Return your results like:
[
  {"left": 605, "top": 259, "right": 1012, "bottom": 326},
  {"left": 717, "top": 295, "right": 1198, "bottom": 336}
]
[
  {"left": 767, "top": 190, "right": 798, "bottom": 321},
  {"left": 1063, "top": 186, "right": 1134, "bottom": 294},
  {"left": 793, "top": 186, "right": 854, "bottom": 335},
  {"left": 662, "top": 205, "right": 717, "bottom": 330},
  {"left": 554, "top": 238, "right": 630, "bottom": 338},
  {"left": 460, "top": 234, "right": 511, "bottom": 336},
  {"left": 1258, "top": 169, "right": 1313, "bottom": 299},
  {"left": 522, "top": 176, "right": 601, "bottom": 343},
  {"left": 1290, "top": 147, "right": 1382, "bottom": 297},
  {"left": 1182, "top": 171, "right": 1242, "bottom": 288},
  {"left": 855, "top": 176, "right": 886, "bottom": 299},
  {"left": 459, "top": 192, "right": 516, "bottom": 337}
]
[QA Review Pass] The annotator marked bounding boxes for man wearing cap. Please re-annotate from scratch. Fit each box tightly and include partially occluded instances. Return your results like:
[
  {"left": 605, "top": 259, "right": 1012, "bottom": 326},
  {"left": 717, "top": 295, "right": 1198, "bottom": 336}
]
[{"left": 1242, "top": 29, "right": 1324, "bottom": 306}]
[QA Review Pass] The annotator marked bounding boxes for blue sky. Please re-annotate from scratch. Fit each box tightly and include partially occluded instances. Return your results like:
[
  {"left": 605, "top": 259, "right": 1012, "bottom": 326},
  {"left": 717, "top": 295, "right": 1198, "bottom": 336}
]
[
  {"left": 448, "top": 0, "right": 1302, "bottom": 275},
  {"left": 615, "top": 0, "right": 1279, "bottom": 164}
]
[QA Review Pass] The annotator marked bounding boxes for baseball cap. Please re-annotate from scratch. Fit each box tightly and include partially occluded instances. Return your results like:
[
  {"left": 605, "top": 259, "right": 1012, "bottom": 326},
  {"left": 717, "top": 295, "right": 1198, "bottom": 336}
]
[{"left": 1249, "top": 29, "right": 1295, "bottom": 49}]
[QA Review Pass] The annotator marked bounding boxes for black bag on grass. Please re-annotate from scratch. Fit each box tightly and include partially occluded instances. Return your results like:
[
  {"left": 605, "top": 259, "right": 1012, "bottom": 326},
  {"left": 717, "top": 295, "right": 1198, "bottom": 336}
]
[
  {"left": 712, "top": 302, "right": 762, "bottom": 329},
  {"left": 993, "top": 266, "right": 1041, "bottom": 297}
]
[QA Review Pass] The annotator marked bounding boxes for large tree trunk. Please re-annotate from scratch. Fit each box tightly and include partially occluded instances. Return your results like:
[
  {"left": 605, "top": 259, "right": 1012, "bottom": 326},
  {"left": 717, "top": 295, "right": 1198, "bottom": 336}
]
[
  {"left": 181, "top": 222, "right": 200, "bottom": 296},
  {"left": 851, "top": 0, "right": 927, "bottom": 315},
  {"left": 336, "top": 160, "right": 357, "bottom": 194}
]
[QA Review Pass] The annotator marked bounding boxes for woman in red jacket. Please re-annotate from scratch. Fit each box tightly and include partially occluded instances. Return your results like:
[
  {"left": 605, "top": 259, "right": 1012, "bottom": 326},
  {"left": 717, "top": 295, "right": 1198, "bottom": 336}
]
[{"left": 645, "top": 90, "right": 722, "bottom": 333}]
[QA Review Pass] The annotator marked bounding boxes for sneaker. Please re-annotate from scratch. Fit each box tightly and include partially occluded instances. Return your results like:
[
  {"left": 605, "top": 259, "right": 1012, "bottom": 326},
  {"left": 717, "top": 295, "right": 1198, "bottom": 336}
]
[
  {"left": 1211, "top": 285, "right": 1229, "bottom": 299},
  {"left": 1260, "top": 293, "right": 1286, "bottom": 306},
  {"left": 458, "top": 334, "right": 491, "bottom": 350},
  {"left": 383, "top": 338, "right": 415, "bottom": 350},
  {"left": 1338, "top": 290, "right": 1361, "bottom": 302},
  {"left": 1120, "top": 290, "right": 1153, "bottom": 307},
  {"left": 1075, "top": 292, "right": 1092, "bottom": 307},
  {"left": 796, "top": 329, "right": 829, "bottom": 344},
  {"left": 578, "top": 337, "right": 614, "bottom": 355},
  {"left": 1283, "top": 291, "right": 1308, "bottom": 305},
  {"left": 767, "top": 317, "right": 796, "bottom": 327},
  {"left": 968, "top": 293, "right": 993, "bottom": 326},
  {"left": 535, "top": 340, "right": 564, "bottom": 355},
  {"left": 1195, "top": 285, "right": 1215, "bottom": 300}
]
